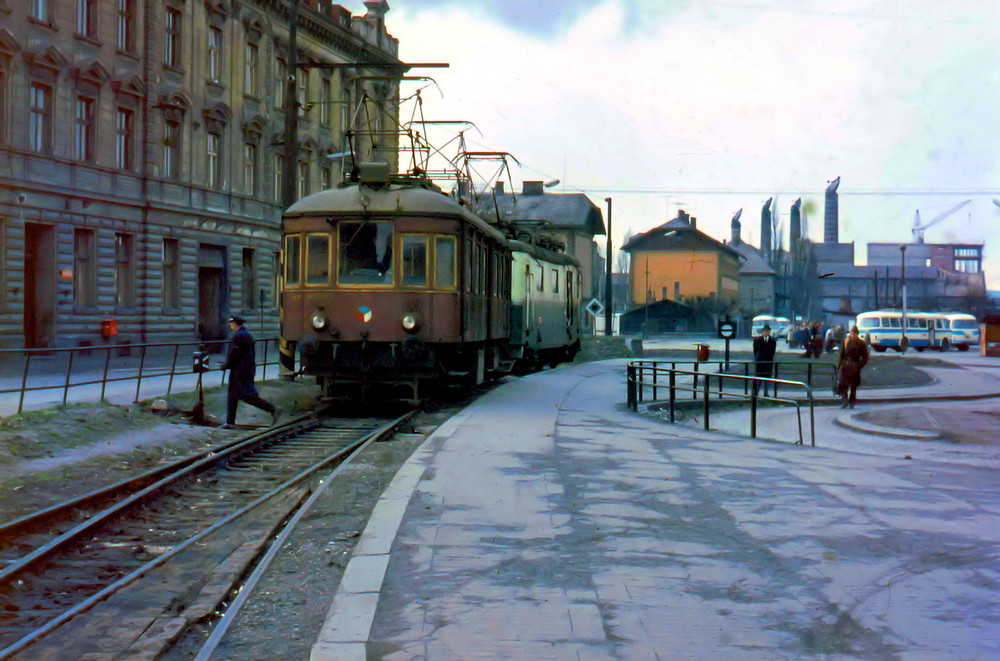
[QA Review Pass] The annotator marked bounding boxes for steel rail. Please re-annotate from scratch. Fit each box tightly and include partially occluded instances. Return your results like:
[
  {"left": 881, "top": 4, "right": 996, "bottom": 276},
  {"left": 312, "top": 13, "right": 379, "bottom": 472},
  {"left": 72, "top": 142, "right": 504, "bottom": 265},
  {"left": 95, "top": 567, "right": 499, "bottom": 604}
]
[
  {"left": 0, "top": 413, "right": 410, "bottom": 660},
  {"left": 192, "top": 410, "right": 416, "bottom": 661}
]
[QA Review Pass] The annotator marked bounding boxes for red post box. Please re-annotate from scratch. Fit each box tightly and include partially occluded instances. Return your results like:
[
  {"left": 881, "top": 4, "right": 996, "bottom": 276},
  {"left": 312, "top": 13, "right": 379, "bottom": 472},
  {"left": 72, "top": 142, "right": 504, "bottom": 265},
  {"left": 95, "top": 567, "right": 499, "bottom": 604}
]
[
  {"left": 101, "top": 318, "right": 118, "bottom": 338},
  {"left": 697, "top": 343, "right": 710, "bottom": 362}
]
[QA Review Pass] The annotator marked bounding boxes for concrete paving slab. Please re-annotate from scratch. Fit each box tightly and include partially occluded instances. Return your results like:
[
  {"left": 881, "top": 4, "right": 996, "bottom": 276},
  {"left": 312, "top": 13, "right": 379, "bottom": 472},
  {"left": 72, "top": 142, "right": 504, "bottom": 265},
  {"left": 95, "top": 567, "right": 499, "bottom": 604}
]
[{"left": 314, "top": 358, "right": 1000, "bottom": 659}]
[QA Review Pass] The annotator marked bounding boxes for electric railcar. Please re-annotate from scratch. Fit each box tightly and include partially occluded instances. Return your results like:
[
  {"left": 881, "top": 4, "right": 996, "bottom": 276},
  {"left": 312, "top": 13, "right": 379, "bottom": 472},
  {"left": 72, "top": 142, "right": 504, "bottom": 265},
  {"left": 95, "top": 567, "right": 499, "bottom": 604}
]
[{"left": 278, "top": 162, "right": 582, "bottom": 401}]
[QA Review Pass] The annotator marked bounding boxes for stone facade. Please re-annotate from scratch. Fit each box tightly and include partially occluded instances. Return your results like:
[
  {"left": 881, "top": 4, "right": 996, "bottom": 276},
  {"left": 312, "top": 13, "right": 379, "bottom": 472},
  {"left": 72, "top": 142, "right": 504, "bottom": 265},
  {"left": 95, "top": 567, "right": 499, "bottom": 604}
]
[{"left": 0, "top": 0, "right": 399, "bottom": 350}]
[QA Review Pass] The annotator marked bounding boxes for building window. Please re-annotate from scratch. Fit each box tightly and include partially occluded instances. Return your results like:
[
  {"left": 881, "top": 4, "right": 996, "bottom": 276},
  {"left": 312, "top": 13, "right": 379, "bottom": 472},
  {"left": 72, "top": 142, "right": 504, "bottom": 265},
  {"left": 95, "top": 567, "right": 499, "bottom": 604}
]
[
  {"left": 207, "top": 133, "right": 221, "bottom": 189},
  {"left": 243, "top": 142, "right": 257, "bottom": 196},
  {"left": 297, "top": 159, "right": 309, "bottom": 199},
  {"left": 208, "top": 28, "right": 222, "bottom": 83},
  {"left": 29, "top": 83, "right": 52, "bottom": 154},
  {"left": 340, "top": 88, "right": 351, "bottom": 134},
  {"left": 275, "top": 58, "right": 286, "bottom": 108},
  {"left": 163, "top": 119, "right": 181, "bottom": 179},
  {"left": 0, "top": 219, "right": 5, "bottom": 306},
  {"left": 242, "top": 248, "right": 257, "bottom": 308},
  {"left": 117, "top": 0, "right": 135, "bottom": 52},
  {"left": 244, "top": 42, "right": 259, "bottom": 97},
  {"left": 30, "top": 0, "right": 50, "bottom": 22},
  {"left": 0, "top": 71, "right": 5, "bottom": 146},
  {"left": 74, "top": 229, "right": 96, "bottom": 307},
  {"left": 297, "top": 70, "right": 309, "bottom": 118},
  {"left": 115, "top": 107, "right": 135, "bottom": 170},
  {"left": 955, "top": 247, "right": 980, "bottom": 258},
  {"left": 320, "top": 78, "right": 331, "bottom": 125},
  {"left": 74, "top": 96, "right": 96, "bottom": 162},
  {"left": 76, "top": 0, "right": 97, "bottom": 37},
  {"left": 115, "top": 233, "right": 135, "bottom": 308},
  {"left": 162, "top": 238, "right": 180, "bottom": 309},
  {"left": 164, "top": 8, "right": 181, "bottom": 68},
  {"left": 955, "top": 259, "right": 980, "bottom": 274},
  {"left": 321, "top": 165, "right": 332, "bottom": 190}
]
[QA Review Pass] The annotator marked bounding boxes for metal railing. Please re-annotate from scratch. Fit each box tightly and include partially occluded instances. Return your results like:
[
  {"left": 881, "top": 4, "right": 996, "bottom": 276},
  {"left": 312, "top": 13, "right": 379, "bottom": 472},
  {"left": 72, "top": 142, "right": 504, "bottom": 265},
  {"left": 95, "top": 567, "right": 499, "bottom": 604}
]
[
  {"left": 0, "top": 338, "right": 280, "bottom": 415},
  {"left": 626, "top": 360, "right": 817, "bottom": 446}
]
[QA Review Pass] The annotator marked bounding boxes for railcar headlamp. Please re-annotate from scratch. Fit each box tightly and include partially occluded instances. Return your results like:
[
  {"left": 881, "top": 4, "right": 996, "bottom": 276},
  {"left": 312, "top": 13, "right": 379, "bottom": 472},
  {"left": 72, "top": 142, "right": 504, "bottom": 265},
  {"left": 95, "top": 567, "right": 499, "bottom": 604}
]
[
  {"left": 311, "top": 311, "right": 328, "bottom": 331},
  {"left": 401, "top": 314, "right": 419, "bottom": 331}
]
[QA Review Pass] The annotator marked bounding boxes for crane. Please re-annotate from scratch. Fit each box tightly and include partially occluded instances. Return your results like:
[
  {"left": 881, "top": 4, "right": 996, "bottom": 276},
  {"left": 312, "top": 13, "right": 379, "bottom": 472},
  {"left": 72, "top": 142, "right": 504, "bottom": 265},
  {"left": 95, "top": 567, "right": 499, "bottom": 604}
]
[{"left": 911, "top": 199, "right": 971, "bottom": 243}]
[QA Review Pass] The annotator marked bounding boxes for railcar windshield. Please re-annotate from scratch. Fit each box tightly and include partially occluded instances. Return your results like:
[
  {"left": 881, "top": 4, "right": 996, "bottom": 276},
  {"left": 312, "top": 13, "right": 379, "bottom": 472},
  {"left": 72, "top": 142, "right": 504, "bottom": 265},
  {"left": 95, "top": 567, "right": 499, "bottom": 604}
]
[
  {"left": 952, "top": 319, "right": 978, "bottom": 329},
  {"left": 857, "top": 318, "right": 879, "bottom": 329},
  {"left": 338, "top": 221, "right": 394, "bottom": 285}
]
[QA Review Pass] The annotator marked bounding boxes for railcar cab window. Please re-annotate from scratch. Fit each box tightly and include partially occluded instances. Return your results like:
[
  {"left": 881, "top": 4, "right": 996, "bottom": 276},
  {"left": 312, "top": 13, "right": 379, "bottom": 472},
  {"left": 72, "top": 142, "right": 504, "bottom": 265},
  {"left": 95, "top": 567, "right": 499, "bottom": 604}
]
[
  {"left": 435, "top": 237, "right": 456, "bottom": 288},
  {"left": 339, "top": 221, "right": 393, "bottom": 285},
  {"left": 306, "top": 234, "right": 330, "bottom": 285},
  {"left": 857, "top": 317, "right": 880, "bottom": 329},
  {"left": 284, "top": 235, "right": 301, "bottom": 286},
  {"left": 401, "top": 235, "right": 427, "bottom": 286}
]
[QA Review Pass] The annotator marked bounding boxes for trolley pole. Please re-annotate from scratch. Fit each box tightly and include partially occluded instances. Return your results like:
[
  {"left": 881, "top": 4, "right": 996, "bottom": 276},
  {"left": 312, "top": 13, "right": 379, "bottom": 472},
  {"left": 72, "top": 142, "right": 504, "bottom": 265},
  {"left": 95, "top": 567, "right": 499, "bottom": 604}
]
[
  {"left": 604, "top": 197, "right": 613, "bottom": 336},
  {"left": 900, "top": 244, "right": 908, "bottom": 350}
]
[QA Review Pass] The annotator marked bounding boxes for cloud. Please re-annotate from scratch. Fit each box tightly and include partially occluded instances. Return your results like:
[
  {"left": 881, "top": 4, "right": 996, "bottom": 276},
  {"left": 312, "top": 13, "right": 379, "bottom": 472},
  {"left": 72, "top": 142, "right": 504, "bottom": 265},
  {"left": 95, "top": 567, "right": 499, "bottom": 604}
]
[{"left": 389, "top": 0, "right": 1000, "bottom": 287}]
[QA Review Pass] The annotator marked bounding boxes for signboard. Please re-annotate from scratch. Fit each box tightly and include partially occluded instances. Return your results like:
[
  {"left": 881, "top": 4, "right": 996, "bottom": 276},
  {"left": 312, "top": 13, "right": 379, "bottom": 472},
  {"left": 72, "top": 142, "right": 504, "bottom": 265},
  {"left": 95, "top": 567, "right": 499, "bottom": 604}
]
[
  {"left": 585, "top": 298, "right": 605, "bottom": 316},
  {"left": 717, "top": 320, "right": 736, "bottom": 339}
]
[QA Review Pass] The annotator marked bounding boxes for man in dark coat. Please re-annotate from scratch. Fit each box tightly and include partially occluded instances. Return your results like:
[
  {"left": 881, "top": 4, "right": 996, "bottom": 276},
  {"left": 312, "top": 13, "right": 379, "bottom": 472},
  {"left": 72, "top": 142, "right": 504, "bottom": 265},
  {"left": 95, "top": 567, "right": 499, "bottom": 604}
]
[
  {"left": 837, "top": 325, "right": 870, "bottom": 409},
  {"left": 221, "top": 316, "right": 279, "bottom": 428},
  {"left": 752, "top": 324, "right": 778, "bottom": 396}
]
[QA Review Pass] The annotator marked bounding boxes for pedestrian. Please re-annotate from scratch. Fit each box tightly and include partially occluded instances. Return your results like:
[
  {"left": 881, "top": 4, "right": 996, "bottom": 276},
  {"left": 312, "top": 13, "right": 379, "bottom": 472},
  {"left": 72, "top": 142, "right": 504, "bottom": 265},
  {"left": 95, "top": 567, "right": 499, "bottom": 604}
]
[
  {"left": 811, "top": 322, "right": 823, "bottom": 358},
  {"left": 824, "top": 325, "right": 836, "bottom": 353},
  {"left": 834, "top": 324, "right": 846, "bottom": 345},
  {"left": 837, "top": 325, "right": 870, "bottom": 409},
  {"left": 221, "top": 316, "right": 280, "bottom": 428},
  {"left": 753, "top": 323, "right": 777, "bottom": 396},
  {"left": 798, "top": 324, "right": 811, "bottom": 357}
]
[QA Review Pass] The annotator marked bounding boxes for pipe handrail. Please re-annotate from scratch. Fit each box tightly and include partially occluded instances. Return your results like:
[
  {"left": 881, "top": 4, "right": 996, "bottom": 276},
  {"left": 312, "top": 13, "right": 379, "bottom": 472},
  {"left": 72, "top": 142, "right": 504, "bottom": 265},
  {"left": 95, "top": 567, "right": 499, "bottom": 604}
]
[
  {"left": 0, "top": 338, "right": 281, "bottom": 415},
  {"left": 626, "top": 361, "right": 816, "bottom": 446}
]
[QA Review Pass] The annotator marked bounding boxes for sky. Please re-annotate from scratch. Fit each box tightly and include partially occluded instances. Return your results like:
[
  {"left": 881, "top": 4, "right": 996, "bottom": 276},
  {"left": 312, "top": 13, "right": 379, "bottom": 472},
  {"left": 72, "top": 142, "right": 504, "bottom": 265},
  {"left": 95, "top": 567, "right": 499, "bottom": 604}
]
[{"left": 378, "top": 0, "right": 1000, "bottom": 288}]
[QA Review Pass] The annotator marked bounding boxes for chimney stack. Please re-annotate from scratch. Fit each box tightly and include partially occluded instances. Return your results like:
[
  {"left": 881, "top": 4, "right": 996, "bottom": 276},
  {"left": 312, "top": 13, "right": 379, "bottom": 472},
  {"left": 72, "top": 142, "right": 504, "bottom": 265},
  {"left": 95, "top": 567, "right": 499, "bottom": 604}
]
[
  {"left": 730, "top": 209, "right": 743, "bottom": 245},
  {"left": 522, "top": 181, "right": 544, "bottom": 196},
  {"left": 824, "top": 176, "right": 840, "bottom": 243},
  {"left": 494, "top": 181, "right": 504, "bottom": 196},
  {"left": 761, "top": 198, "right": 773, "bottom": 261},
  {"left": 790, "top": 198, "right": 802, "bottom": 246}
]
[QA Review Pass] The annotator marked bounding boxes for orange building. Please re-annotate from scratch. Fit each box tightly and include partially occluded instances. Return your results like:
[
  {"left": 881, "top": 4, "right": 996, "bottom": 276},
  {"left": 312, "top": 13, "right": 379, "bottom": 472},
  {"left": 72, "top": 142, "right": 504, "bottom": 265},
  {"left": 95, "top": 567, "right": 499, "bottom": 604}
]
[{"left": 622, "top": 211, "right": 741, "bottom": 307}]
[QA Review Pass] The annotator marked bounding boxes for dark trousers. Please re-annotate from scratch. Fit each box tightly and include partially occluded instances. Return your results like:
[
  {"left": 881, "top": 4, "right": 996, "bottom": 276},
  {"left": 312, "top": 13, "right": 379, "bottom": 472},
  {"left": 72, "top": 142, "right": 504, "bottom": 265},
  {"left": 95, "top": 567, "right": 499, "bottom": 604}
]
[
  {"left": 753, "top": 365, "right": 773, "bottom": 396},
  {"left": 839, "top": 384, "right": 858, "bottom": 405},
  {"left": 226, "top": 384, "right": 276, "bottom": 424}
]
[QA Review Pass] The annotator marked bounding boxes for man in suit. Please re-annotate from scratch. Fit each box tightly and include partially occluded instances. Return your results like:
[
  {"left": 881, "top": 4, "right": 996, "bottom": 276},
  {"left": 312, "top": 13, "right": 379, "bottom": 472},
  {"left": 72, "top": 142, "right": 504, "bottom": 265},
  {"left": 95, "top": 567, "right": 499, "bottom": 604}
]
[
  {"left": 221, "top": 316, "right": 280, "bottom": 428},
  {"left": 753, "top": 323, "right": 778, "bottom": 396}
]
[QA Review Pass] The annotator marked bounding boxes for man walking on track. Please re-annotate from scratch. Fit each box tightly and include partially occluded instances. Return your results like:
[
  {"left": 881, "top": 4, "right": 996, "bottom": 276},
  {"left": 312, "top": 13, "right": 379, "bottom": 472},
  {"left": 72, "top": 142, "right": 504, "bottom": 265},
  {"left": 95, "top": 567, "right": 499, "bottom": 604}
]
[
  {"left": 221, "top": 316, "right": 280, "bottom": 428},
  {"left": 753, "top": 323, "right": 778, "bottom": 396}
]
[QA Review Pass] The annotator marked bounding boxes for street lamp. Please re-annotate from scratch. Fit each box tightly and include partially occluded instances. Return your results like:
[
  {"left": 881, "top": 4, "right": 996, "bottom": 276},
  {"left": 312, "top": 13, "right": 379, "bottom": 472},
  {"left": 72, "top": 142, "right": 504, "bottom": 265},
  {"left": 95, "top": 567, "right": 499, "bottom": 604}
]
[
  {"left": 900, "top": 244, "right": 908, "bottom": 352},
  {"left": 605, "top": 197, "right": 613, "bottom": 336}
]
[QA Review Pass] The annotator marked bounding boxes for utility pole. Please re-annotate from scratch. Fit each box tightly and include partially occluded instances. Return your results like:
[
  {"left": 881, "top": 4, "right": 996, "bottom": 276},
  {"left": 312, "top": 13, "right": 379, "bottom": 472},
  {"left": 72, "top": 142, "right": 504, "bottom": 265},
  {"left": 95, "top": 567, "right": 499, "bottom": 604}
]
[
  {"left": 281, "top": 0, "right": 301, "bottom": 211},
  {"left": 604, "top": 197, "right": 613, "bottom": 336}
]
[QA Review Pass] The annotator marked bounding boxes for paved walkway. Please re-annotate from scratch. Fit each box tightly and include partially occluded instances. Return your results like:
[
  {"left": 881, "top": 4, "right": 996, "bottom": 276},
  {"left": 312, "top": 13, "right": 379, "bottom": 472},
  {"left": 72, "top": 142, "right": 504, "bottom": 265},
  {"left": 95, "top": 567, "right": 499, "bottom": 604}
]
[{"left": 311, "top": 359, "right": 1000, "bottom": 660}]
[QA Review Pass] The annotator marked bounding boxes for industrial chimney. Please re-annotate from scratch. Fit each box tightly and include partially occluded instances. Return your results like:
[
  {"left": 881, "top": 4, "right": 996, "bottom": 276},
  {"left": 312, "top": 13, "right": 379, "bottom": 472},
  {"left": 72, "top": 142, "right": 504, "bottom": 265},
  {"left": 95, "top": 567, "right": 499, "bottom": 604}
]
[
  {"left": 761, "top": 198, "right": 773, "bottom": 262},
  {"left": 824, "top": 177, "right": 840, "bottom": 243},
  {"left": 790, "top": 198, "right": 802, "bottom": 246},
  {"left": 730, "top": 209, "right": 743, "bottom": 245}
]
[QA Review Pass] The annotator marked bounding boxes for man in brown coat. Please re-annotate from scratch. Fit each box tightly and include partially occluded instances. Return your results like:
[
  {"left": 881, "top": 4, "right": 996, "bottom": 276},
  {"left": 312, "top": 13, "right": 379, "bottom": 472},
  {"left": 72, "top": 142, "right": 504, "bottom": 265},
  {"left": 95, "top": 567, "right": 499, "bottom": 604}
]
[{"left": 837, "top": 325, "right": 870, "bottom": 409}]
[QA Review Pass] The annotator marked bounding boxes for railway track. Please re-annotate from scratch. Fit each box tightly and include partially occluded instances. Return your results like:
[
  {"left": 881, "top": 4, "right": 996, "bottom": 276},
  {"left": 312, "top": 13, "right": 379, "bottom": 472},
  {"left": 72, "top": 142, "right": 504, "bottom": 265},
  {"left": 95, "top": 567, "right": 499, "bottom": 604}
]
[{"left": 0, "top": 411, "right": 414, "bottom": 660}]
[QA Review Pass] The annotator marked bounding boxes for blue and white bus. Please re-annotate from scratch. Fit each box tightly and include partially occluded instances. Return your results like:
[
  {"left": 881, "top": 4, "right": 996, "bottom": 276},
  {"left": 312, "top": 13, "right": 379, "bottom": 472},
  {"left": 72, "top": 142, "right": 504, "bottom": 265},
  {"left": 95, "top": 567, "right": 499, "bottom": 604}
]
[
  {"left": 942, "top": 313, "right": 979, "bottom": 351},
  {"left": 855, "top": 310, "right": 950, "bottom": 352}
]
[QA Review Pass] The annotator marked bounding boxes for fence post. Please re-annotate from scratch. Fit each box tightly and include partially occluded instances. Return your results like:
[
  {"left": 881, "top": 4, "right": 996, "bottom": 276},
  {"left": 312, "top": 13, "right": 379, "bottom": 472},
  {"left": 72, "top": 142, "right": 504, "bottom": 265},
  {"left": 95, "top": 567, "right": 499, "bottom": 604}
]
[
  {"left": 693, "top": 362, "right": 699, "bottom": 399},
  {"left": 743, "top": 362, "right": 749, "bottom": 396},
  {"left": 773, "top": 362, "right": 779, "bottom": 398},
  {"left": 627, "top": 364, "right": 636, "bottom": 411},
  {"left": 18, "top": 353, "right": 32, "bottom": 414},
  {"left": 703, "top": 373, "right": 710, "bottom": 430},
  {"left": 669, "top": 369, "right": 676, "bottom": 423},
  {"left": 167, "top": 344, "right": 180, "bottom": 395},
  {"left": 62, "top": 348, "right": 76, "bottom": 406},
  {"left": 652, "top": 363, "right": 658, "bottom": 401},
  {"left": 134, "top": 345, "right": 148, "bottom": 403},
  {"left": 100, "top": 347, "right": 113, "bottom": 403},
  {"left": 807, "top": 362, "right": 813, "bottom": 386},
  {"left": 261, "top": 339, "right": 269, "bottom": 381},
  {"left": 750, "top": 389, "right": 758, "bottom": 438}
]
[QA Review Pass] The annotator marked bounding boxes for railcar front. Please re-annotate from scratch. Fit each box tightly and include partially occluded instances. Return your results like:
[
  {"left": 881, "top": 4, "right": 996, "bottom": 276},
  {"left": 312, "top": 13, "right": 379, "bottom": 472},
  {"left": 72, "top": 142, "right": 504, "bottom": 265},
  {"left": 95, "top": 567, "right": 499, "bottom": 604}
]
[{"left": 280, "top": 167, "right": 511, "bottom": 401}]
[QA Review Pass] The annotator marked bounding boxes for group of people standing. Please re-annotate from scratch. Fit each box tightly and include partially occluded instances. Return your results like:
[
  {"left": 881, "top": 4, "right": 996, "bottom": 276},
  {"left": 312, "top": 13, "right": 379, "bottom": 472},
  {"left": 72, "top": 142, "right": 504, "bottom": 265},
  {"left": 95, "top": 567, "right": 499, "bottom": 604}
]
[
  {"left": 787, "top": 322, "right": 846, "bottom": 358},
  {"left": 755, "top": 322, "right": 869, "bottom": 408}
]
